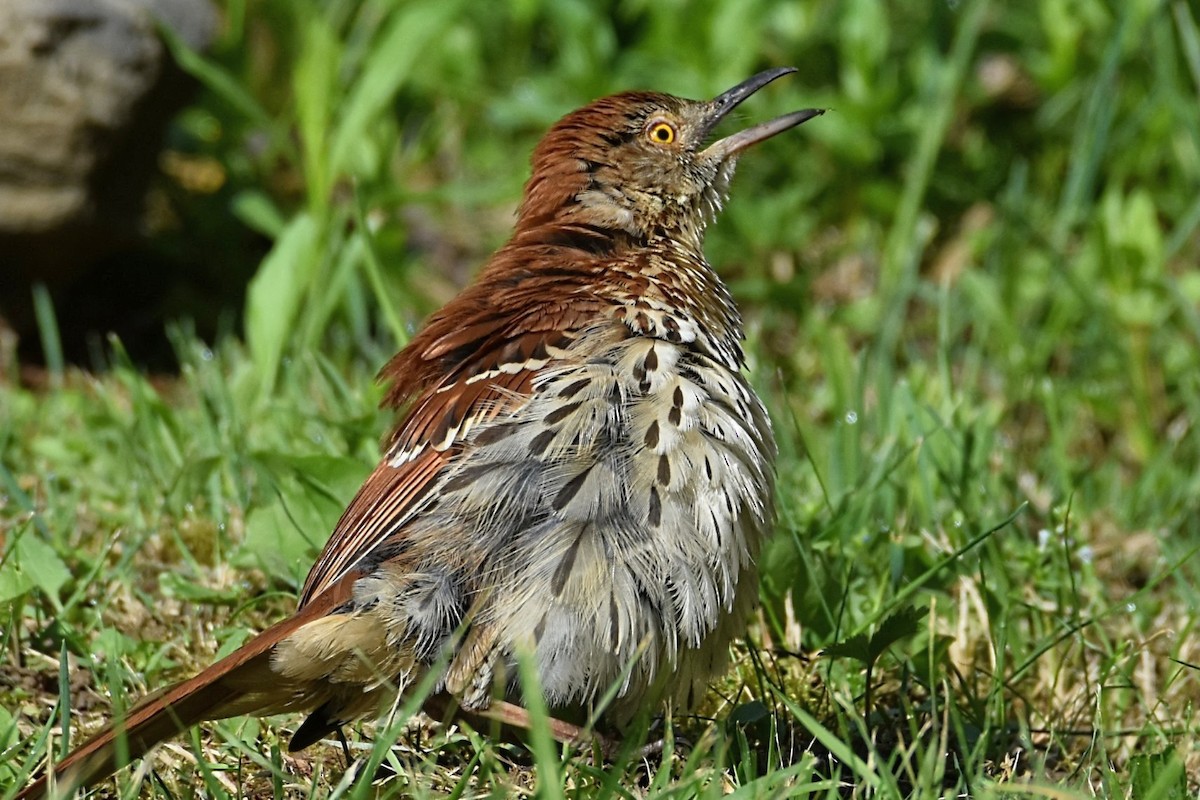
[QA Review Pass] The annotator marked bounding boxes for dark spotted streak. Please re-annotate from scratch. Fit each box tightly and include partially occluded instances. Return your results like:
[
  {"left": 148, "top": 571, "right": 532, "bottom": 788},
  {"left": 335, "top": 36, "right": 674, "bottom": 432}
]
[{"left": 335, "top": 297, "right": 769, "bottom": 718}]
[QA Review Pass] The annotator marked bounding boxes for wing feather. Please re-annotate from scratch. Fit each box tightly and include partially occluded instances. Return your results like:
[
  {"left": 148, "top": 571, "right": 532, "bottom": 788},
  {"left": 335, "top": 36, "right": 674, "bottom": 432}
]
[
  {"left": 298, "top": 448, "right": 448, "bottom": 606},
  {"left": 298, "top": 243, "right": 620, "bottom": 608}
]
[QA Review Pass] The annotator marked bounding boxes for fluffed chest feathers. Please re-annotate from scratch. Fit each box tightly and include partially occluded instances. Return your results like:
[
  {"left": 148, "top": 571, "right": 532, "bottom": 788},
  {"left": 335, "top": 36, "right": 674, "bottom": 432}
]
[{"left": 352, "top": 329, "right": 776, "bottom": 718}]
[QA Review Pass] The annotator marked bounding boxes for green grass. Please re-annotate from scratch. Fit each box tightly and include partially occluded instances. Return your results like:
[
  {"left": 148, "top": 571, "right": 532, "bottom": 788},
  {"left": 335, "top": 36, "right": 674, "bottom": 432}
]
[{"left": 3, "top": 0, "right": 1200, "bottom": 796}]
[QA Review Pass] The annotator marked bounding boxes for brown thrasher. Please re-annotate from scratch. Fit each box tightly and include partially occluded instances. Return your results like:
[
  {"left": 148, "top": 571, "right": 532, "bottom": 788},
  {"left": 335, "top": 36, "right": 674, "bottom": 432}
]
[{"left": 18, "top": 67, "right": 821, "bottom": 797}]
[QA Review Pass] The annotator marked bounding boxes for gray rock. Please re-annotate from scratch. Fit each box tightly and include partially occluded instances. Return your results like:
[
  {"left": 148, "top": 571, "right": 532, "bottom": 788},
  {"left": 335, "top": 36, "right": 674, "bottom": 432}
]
[
  {"left": 0, "top": 0, "right": 217, "bottom": 235},
  {"left": 0, "top": 0, "right": 218, "bottom": 362}
]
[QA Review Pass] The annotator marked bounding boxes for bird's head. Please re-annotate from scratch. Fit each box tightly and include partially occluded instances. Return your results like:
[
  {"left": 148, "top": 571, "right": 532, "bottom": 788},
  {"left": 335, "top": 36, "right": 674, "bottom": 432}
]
[{"left": 517, "top": 67, "right": 823, "bottom": 243}]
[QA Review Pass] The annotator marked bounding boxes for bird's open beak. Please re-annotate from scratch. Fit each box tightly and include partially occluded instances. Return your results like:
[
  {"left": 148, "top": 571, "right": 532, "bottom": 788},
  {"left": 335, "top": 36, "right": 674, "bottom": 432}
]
[{"left": 699, "top": 67, "right": 824, "bottom": 160}]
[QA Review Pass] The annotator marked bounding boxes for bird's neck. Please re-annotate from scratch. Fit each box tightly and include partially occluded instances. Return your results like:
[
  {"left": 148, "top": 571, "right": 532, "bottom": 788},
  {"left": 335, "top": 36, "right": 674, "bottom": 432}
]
[{"left": 501, "top": 216, "right": 746, "bottom": 366}]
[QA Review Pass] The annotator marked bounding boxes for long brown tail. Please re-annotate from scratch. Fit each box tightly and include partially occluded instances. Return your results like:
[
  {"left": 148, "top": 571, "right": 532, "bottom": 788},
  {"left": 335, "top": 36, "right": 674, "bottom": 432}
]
[{"left": 17, "top": 581, "right": 351, "bottom": 800}]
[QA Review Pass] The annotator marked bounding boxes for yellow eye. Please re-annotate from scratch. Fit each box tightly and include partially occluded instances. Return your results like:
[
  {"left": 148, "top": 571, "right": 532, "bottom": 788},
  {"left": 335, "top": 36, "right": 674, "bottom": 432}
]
[{"left": 647, "top": 121, "right": 676, "bottom": 145}]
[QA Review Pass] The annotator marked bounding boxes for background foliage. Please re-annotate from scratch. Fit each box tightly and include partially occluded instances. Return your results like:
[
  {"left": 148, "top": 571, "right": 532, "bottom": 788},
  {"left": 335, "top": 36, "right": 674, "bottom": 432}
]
[{"left": 3, "top": 0, "right": 1199, "bottom": 796}]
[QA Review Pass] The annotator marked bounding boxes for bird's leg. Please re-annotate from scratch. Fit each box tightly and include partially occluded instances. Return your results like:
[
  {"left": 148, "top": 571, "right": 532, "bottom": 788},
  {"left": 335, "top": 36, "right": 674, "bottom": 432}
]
[
  {"left": 474, "top": 699, "right": 601, "bottom": 750},
  {"left": 431, "top": 696, "right": 620, "bottom": 759},
  {"left": 474, "top": 701, "right": 676, "bottom": 763}
]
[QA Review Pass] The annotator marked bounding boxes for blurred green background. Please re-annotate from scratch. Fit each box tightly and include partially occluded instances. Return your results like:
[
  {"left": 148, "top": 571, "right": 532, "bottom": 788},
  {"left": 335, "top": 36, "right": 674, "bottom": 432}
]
[{"left": 3, "top": 0, "right": 1199, "bottom": 795}]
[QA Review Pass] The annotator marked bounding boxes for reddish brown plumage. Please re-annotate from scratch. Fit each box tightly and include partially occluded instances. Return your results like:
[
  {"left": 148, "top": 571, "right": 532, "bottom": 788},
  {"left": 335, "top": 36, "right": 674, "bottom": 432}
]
[
  {"left": 17, "top": 573, "right": 358, "bottom": 798},
  {"left": 17, "top": 69, "right": 821, "bottom": 798}
]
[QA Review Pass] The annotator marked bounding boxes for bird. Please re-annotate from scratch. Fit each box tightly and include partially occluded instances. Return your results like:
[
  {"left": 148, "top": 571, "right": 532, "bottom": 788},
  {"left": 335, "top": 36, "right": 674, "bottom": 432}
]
[{"left": 17, "top": 67, "right": 822, "bottom": 798}]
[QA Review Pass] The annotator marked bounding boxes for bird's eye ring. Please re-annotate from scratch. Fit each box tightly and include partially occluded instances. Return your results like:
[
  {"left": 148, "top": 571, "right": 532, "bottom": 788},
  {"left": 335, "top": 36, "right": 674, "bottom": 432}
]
[{"left": 646, "top": 121, "right": 676, "bottom": 145}]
